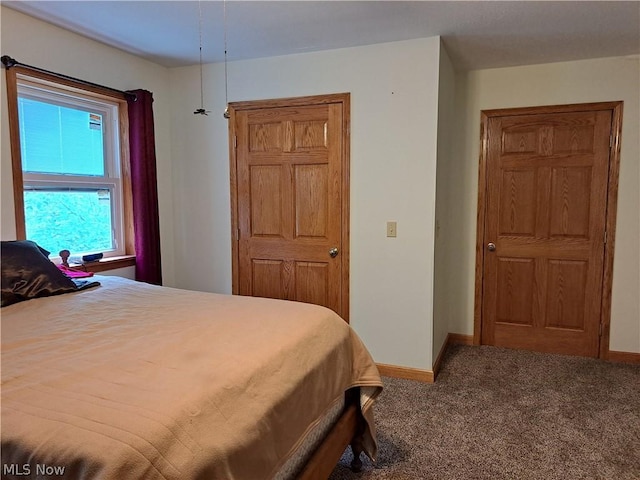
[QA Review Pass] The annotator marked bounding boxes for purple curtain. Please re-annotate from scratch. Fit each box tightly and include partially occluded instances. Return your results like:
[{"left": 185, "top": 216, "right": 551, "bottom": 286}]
[{"left": 126, "top": 89, "right": 162, "bottom": 285}]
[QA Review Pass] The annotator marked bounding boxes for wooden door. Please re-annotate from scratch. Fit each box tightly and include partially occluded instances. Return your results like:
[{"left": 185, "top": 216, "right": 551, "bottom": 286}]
[
  {"left": 475, "top": 102, "right": 623, "bottom": 357},
  {"left": 229, "top": 94, "right": 350, "bottom": 319}
]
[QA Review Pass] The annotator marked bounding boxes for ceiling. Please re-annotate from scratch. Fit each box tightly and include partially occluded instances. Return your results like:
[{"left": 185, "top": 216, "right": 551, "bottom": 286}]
[{"left": 3, "top": 1, "right": 639, "bottom": 71}]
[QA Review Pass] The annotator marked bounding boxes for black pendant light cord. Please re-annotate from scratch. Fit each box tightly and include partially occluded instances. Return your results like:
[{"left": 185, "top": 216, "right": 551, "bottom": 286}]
[
  {"left": 223, "top": 0, "right": 230, "bottom": 119},
  {"left": 194, "top": 0, "right": 208, "bottom": 115}
]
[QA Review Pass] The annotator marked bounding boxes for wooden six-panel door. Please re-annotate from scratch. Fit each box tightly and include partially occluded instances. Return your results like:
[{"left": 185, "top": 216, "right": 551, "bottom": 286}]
[
  {"left": 229, "top": 94, "right": 349, "bottom": 319},
  {"left": 477, "top": 103, "right": 622, "bottom": 357}
]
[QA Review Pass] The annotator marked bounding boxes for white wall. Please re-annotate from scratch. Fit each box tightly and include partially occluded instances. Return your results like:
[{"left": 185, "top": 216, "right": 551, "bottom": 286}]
[
  {"left": 170, "top": 38, "right": 442, "bottom": 369},
  {"left": 451, "top": 56, "right": 640, "bottom": 353},
  {"left": 97, "top": 266, "right": 135, "bottom": 279},
  {"left": 433, "top": 41, "right": 457, "bottom": 365},
  {"left": 0, "top": 7, "right": 176, "bottom": 285}
]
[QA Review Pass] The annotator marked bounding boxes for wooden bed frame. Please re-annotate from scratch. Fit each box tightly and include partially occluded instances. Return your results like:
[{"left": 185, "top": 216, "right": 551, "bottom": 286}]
[{"left": 298, "top": 389, "right": 366, "bottom": 479}]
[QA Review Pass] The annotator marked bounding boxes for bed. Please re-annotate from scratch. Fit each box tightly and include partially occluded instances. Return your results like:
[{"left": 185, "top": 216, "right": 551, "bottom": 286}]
[{"left": 1, "top": 241, "right": 383, "bottom": 479}]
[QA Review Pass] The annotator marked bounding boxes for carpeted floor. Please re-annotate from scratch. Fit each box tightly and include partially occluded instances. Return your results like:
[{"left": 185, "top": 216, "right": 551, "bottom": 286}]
[{"left": 329, "top": 345, "right": 640, "bottom": 480}]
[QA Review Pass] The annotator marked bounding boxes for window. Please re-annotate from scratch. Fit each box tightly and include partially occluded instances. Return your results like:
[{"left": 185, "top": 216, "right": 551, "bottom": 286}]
[{"left": 6, "top": 69, "right": 133, "bottom": 261}]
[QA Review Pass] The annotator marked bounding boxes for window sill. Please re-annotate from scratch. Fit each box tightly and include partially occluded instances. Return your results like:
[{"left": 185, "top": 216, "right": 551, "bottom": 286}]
[{"left": 69, "top": 255, "right": 136, "bottom": 273}]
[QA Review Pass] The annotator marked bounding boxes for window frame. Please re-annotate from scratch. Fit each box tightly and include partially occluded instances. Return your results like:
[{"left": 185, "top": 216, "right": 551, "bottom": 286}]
[{"left": 5, "top": 66, "right": 135, "bottom": 261}]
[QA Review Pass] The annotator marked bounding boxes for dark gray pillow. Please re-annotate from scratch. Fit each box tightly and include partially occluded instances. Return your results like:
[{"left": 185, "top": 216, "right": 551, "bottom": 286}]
[{"left": 1, "top": 240, "right": 79, "bottom": 307}]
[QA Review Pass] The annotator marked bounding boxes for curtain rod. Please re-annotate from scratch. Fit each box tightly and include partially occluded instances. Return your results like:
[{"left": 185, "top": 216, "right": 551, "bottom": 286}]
[{"left": 1, "top": 55, "right": 137, "bottom": 101}]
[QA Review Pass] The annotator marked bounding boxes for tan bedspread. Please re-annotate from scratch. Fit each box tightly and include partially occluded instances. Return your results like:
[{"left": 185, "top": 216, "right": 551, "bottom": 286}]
[{"left": 1, "top": 276, "right": 382, "bottom": 479}]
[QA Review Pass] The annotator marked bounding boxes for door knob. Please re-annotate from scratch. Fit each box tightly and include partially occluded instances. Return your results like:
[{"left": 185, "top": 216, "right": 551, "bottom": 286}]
[
  {"left": 487, "top": 242, "right": 496, "bottom": 252},
  {"left": 329, "top": 247, "right": 339, "bottom": 258}
]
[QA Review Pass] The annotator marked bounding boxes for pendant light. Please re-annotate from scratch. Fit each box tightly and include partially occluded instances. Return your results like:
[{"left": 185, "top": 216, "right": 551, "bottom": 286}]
[{"left": 194, "top": 0, "right": 210, "bottom": 115}]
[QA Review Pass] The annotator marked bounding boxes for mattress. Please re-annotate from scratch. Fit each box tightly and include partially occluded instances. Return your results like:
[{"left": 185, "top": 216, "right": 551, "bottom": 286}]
[
  {"left": 274, "top": 393, "right": 345, "bottom": 479},
  {"left": 1, "top": 276, "right": 382, "bottom": 479}
]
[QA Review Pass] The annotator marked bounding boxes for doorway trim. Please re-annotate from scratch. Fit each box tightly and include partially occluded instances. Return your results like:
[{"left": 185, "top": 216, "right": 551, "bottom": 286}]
[
  {"left": 227, "top": 93, "right": 351, "bottom": 320},
  {"left": 473, "top": 101, "right": 623, "bottom": 359}
]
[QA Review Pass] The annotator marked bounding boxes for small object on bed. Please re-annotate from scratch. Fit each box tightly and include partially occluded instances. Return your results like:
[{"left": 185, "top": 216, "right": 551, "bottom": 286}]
[
  {"left": 56, "top": 251, "right": 95, "bottom": 279},
  {"left": 57, "top": 264, "right": 95, "bottom": 279}
]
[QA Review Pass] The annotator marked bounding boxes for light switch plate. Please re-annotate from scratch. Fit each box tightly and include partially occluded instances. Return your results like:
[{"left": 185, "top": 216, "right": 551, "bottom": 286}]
[{"left": 386, "top": 221, "right": 397, "bottom": 237}]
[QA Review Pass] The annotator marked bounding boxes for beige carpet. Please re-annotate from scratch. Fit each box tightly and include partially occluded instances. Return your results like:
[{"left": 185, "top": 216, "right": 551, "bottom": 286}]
[{"left": 329, "top": 345, "right": 640, "bottom": 480}]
